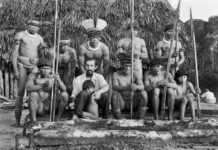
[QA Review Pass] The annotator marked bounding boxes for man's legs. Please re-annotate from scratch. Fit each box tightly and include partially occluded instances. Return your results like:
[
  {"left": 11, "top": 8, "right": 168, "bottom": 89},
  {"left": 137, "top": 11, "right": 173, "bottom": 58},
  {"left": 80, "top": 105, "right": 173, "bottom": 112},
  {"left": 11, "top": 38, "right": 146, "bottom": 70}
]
[
  {"left": 152, "top": 88, "right": 161, "bottom": 120},
  {"left": 134, "top": 90, "right": 148, "bottom": 119},
  {"left": 28, "top": 92, "right": 41, "bottom": 122},
  {"left": 167, "top": 88, "right": 175, "bottom": 120},
  {"left": 56, "top": 92, "right": 69, "bottom": 121},
  {"left": 187, "top": 94, "right": 196, "bottom": 120},
  {"left": 111, "top": 91, "right": 125, "bottom": 119},
  {"left": 15, "top": 65, "right": 27, "bottom": 126},
  {"left": 74, "top": 91, "right": 90, "bottom": 118},
  {"left": 97, "top": 92, "right": 109, "bottom": 119},
  {"left": 179, "top": 97, "right": 188, "bottom": 121}
]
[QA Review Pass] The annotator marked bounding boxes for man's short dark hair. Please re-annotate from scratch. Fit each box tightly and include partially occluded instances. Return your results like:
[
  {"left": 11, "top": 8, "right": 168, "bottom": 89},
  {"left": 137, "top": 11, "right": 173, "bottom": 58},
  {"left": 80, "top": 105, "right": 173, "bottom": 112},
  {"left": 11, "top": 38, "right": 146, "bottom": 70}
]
[
  {"left": 85, "top": 58, "right": 98, "bottom": 66},
  {"left": 83, "top": 80, "right": 95, "bottom": 90},
  {"left": 37, "top": 58, "right": 52, "bottom": 68}
]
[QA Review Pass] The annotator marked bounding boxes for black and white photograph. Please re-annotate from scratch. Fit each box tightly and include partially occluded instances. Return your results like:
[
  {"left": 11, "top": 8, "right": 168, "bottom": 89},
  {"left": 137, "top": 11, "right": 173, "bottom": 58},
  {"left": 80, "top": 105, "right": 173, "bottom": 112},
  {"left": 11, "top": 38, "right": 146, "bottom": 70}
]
[{"left": 0, "top": 0, "right": 218, "bottom": 149}]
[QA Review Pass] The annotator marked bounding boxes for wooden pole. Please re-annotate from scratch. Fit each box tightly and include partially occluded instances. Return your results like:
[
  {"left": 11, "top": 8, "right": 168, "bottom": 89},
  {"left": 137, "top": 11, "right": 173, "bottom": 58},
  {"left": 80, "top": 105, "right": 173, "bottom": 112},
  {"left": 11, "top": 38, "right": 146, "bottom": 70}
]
[
  {"left": 130, "top": 0, "right": 134, "bottom": 119},
  {"left": 190, "top": 7, "right": 202, "bottom": 118},
  {"left": 50, "top": 0, "right": 59, "bottom": 122},
  {"left": 160, "top": 0, "right": 181, "bottom": 119}
]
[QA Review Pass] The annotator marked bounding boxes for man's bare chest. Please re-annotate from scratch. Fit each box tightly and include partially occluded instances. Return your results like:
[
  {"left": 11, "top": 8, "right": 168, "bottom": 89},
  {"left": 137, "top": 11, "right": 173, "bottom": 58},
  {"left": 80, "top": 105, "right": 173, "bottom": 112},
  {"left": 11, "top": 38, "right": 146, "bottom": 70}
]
[
  {"left": 21, "top": 36, "right": 41, "bottom": 47},
  {"left": 84, "top": 49, "right": 103, "bottom": 59}
]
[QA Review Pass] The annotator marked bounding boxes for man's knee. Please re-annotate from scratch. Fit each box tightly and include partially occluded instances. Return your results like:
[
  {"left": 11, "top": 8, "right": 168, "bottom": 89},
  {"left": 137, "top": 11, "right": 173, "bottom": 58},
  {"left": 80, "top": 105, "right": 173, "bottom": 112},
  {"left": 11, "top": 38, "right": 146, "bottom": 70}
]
[
  {"left": 60, "top": 92, "right": 69, "bottom": 104},
  {"left": 153, "top": 88, "right": 160, "bottom": 96},
  {"left": 29, "top": 92, "right": 39, "bottom": 101},
  {"left": 167, "top": 88, "right": 175, "bottom": 96}
]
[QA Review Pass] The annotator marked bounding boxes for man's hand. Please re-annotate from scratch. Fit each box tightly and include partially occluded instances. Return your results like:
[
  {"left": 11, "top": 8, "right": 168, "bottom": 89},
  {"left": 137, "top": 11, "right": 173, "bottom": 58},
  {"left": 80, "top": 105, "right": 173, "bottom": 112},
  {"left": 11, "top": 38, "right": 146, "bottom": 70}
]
[
  {"left": 128, "top": 83, "right": 138, "bottom": 91},
  {"left": 13, "top": 71, "right": 19, "bottom": 79},
  {"left": 92, "top": 90, "right": 102, "bottom": 100},
  {"left": 54, "top": 74, "right": 61, "bottom": 82},
  {"left": 157, "top": 80, "right": 168, "bottom": 87},
  {"left": 196, "top": 88, "right": 201, "bottom": 94}
]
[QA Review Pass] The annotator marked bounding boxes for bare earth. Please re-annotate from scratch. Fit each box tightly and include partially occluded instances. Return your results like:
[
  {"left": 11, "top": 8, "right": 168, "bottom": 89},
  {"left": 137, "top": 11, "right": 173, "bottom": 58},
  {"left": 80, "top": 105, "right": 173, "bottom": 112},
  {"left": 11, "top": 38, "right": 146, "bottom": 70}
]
[{"left": 0, "top": 104, "right": 28, "bottom": 150}]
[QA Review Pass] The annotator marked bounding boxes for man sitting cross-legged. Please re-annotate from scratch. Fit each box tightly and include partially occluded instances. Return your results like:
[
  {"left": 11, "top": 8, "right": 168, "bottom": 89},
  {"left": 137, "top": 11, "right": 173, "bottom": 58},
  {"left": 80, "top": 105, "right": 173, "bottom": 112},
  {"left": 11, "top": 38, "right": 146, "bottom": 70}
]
[
  {"left": 111, "top": 54, "right": 148, "bottom": 119},
  {"left": 70, "top": 58, "right": 109, "bottom": 121},
  {"left": 26, "top": 58, "right": 68, "bottom": 124},
  {"left": 144, "top": 59, "right": 175, "bottom": 120}
]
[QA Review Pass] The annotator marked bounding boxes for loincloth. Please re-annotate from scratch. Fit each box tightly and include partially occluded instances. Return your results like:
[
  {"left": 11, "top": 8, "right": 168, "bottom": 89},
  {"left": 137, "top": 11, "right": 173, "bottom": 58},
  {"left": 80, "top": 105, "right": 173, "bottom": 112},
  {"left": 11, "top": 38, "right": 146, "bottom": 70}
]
[{"left": 17, "top": 56, "right": 39, "bottom": 70}]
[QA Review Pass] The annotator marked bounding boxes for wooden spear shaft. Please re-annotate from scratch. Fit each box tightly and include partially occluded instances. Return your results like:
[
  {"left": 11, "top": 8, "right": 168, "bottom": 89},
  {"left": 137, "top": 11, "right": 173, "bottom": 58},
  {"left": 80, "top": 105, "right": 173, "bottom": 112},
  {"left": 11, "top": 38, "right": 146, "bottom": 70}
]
[
  {"left": 190, "top": 8, "right": 202, "bottom": 118},
  {"left": 160, "top": 0, "right": 181, "bottom": 119},
  {"left": 50, "top": 0, "right": 59, "bottom": 122},
  {"left": 130, "top": 0, "right": 134, "bottom": 119}
]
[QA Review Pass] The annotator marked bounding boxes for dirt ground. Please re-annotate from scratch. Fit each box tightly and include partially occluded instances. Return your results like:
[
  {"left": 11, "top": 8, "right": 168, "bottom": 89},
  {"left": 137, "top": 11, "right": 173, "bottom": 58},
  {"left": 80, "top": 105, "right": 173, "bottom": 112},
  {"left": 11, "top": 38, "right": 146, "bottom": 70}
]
[
  {"left": 1, "top": 102, "right": 218, "bottom": 150},
  {"left": 0, "top": 104, "right": 28, "bottom": 150}
]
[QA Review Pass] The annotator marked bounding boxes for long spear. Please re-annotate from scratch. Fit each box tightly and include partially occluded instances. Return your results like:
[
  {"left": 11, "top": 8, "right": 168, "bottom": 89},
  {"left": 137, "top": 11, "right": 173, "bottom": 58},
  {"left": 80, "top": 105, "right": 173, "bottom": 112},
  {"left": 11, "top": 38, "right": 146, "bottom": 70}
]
[
  {"left": 50, "top": 0, "right": 62, "bottom": 121},
  {"left": 160, "top": 0, "right": 181, "bottom": 119},
  {"left": 50, "top": 0, "right": 59, "bottom": 122},
  {"left": 129, "top": 0, "right": 134, "bottom": 119},
  {"left": 190, "top": 7, "right": 201, "bottom": 118}
]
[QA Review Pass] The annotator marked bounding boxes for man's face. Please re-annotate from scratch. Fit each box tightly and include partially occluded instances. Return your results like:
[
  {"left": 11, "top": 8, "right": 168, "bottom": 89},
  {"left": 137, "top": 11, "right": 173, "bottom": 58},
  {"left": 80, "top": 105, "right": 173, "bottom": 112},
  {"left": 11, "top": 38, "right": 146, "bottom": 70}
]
[
  {"left": 89, "top": 36, "right": 100, "bottom": 46},
  {"left": 165, "top": 29, "right": 173, "bottom": 39},
  {"left": 178, "top": 75, "right": 187, "bottom": 83},
  {"left": 123, "top": 63, "right": 131, "bottom": 74},
  {"left": 85, "top": 60, "right": 97, "bottom": 77},
  {"left": 39, "top": 66, "right": 51, "bottom": 77},
  {"left": 59, "top": 44, "right": 67, "bottom": 53},
  {"left": 151, "top": 64, "right": 162, "bottom": 74},
  {"left": 28, "top": 25, "right": 39, "bottom": 34}
]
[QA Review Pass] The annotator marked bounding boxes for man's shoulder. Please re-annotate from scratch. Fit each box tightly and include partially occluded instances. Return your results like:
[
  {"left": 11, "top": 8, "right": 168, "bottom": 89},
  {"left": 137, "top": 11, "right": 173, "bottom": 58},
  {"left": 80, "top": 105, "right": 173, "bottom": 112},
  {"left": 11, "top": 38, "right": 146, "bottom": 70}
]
[
  {"left": 100, "top": 42, "right": 109, "bottom": 49},
  {"left": 94, "top": 72, "right": 105, "bottom": 79}
]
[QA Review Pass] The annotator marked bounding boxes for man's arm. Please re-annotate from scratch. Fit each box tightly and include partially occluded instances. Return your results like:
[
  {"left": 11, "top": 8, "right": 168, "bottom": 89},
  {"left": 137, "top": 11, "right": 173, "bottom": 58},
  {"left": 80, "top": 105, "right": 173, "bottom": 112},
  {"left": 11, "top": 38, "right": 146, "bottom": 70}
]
[
  {"left": 26, "top": 73, "right": 45, "bottom": 92},
  {"left": 78, "top": 46, "right": 85, "bottom": 74},
  {"left": 69, "top": 47, "right": 78, "bottom": 62},
  {"left": 70, "top": 78, "right": 79, "bottom": 99},
  {"left": 140, "top": 39, "right": 148, "bottom": 59},
  {"left": 135, "top": 73, "right": 144, "bottom": 90},
  {"left": 178, "top": 50, "right": 185, "bottom": 66},
  {"left": 12, "top": 32, "right": 21, "bottom": 79},
  {"left": 144, "top": 72, "right": 153, "bottom": 91},
  {"left": 102, "top": 45, "right": 110, "bottom": 79},
  {"left": 117, "top": 39, "right": 124, "bottom": 54},
  {"left": 97, "top": 75, "right": 109, "bottom": 94}
]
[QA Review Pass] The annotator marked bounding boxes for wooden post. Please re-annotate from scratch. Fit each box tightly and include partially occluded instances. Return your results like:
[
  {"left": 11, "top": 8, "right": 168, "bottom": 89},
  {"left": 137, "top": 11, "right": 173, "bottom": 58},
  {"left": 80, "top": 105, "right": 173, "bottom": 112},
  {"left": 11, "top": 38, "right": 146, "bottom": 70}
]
[
  {"left": 190, "top": 7, "right": 202, "bottom": 118},
  {"left": 130, "top": 0, "right": 134, "bottom": 119}
]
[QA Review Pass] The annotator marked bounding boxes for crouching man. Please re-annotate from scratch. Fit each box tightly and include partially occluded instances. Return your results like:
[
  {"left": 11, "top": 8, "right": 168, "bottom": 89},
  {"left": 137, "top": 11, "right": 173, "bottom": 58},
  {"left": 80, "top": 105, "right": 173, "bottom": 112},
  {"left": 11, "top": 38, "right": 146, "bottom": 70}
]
[
  {"left": 70, "top": 58, "right": 109, "bottom": 120},
  {"left": 112, "top": 54, "right": 148, "bottom": 119},
  {"left": 26, "top": 58, "right": 68, "bottom": 123}
]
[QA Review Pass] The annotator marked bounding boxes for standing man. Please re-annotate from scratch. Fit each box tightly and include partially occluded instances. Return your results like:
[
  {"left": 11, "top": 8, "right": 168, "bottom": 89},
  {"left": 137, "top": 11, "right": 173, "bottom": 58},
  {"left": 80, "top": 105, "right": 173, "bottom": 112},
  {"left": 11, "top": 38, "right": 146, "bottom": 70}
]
[
  {"left": 78, "top": 18, "right": 109, "bottom": 79},
  {"left": 144, "top": 59, "right": 176, "bottom": 120},
  {"left": 117, "top": 22, "right": 149, "bottom": 79},
  {"left": 154, "top": 24, "right": 185, "bottom": 76},
  {"left": 70, "top": 58, "right": 109, "bottom": 120},
  {"left": 48, "top": 39, "right": 78, "bottom": 96},
  {"left": 12, "top": 20, "right": 44, "bottom": 127},
  {"left": 112, "top": 54, "right": 148, "bottom": 119}
]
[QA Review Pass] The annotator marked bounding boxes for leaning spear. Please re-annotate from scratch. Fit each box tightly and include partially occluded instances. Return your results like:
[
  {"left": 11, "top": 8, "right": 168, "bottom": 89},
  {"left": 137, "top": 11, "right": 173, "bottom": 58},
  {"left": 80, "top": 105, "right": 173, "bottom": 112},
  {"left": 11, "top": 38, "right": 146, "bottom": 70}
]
[
  {"left": 160, "top": 0, "right": 181, "bottom": 119},
  {"left": 190, "top": 7, "right": 202, "bottom": 118}
]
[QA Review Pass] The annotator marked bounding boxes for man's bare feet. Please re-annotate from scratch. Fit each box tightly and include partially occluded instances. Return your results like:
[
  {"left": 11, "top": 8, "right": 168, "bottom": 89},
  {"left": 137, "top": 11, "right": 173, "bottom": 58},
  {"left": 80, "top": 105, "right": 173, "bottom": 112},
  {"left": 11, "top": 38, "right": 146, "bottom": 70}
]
[
  {"left": 11, "top": 122, "right": 23, "bottom": 128},
  {"left": 72, "top": 114, "right": 80, "bottom": 123}
]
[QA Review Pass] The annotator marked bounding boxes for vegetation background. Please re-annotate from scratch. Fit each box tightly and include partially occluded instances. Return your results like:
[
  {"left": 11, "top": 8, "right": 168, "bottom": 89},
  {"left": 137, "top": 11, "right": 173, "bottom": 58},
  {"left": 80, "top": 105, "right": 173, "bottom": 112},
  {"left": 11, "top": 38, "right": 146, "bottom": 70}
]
[{"left": 0, "top": 0, "right": 217, "bottom": 99}]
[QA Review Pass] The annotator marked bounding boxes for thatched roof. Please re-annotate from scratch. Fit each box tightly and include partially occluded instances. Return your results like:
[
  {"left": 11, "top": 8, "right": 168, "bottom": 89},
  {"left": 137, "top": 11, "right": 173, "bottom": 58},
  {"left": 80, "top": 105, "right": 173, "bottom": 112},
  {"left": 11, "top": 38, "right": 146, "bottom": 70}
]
[{"left": 0, "top": 0, "right": 193, "bottom": 67}]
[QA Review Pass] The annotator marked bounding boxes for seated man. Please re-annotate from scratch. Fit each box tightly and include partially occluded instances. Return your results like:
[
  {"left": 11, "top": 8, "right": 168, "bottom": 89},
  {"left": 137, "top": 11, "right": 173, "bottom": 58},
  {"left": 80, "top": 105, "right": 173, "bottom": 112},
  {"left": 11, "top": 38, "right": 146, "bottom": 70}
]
[
  {"left": 26, "top": 58, "right": 68, "bottom": 123},
  {"left": 144, "top": 59, "right": 175, "bottom": 120},
  {"left": 201, "top": 89, "right": 216, "bottom": 104},
  {"left": 112, "top": 54, "right": 147, "bottom": 119},
  {"left": 169, "top": 69, "right": 201, "bottom": 121},
  {"left": 70, "top": 58, "right": 109, "bottom": 120},
  {"left": 74, "top": 80, "right": 99, "bottom": 119}
]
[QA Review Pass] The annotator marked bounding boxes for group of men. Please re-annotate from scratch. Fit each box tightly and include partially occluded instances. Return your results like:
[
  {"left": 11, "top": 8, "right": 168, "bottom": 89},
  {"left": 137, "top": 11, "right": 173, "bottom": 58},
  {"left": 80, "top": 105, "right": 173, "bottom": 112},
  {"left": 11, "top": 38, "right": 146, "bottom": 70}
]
[{"left": 11, "top": 18, "right": 200, "bottom": 127}]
